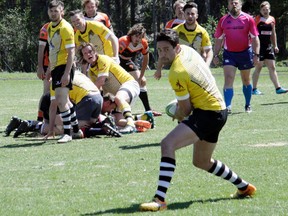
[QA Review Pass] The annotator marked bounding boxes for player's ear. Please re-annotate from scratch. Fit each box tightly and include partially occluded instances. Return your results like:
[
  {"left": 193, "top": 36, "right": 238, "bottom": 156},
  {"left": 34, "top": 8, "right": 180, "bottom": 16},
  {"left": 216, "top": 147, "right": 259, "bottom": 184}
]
[{"left": 175, "top": 44, "right": 181, "bottom": 53}]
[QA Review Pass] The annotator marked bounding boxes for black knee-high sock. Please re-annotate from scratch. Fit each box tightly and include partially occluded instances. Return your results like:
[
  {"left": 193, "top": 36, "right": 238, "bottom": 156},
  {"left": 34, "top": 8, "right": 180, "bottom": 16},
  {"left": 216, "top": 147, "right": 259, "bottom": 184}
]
[
  {"left": 139, "top": 91, "right": 151, "bottom": 111},
  {"left": 70, "top": 106, "right": 79, "bottom": 133},
  {"left": 208, "top": 160, "right": 249, "bottom": 190},
  {"left": 60, "top": 109, "right": 71, "bottom": 135},
  {"left": 154, "top": 157, "right": 176, "bottom": 202}
]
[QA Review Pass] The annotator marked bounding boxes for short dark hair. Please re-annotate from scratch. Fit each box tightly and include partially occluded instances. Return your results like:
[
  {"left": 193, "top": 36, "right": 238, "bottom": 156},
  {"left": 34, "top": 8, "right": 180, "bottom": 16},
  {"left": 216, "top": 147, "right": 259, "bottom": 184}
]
[
  {"left": 69, "top": 9, "right": 83, "bottom": 17},
  {"left": 103, "top": 93, "right": 115, "bottom": 103},
  {"left": 48, "top": 0, "right": 64, "bottom": 9},
  {"left": 156, "top": 29, "right": 179, "bottom": 48},
  {"left": 183, "top": 2, "right": 198, "bottom": 12}
]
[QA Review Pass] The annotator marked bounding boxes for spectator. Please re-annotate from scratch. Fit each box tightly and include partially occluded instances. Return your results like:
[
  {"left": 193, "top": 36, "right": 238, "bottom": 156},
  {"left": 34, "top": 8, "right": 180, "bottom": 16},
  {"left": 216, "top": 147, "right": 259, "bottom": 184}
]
[
  {"left": 252, "top": 1, "right": 287, "bottom": 95},
  {"left": 82, "top": 0, "right": 113, "bottom": 32},
  {"left": 213, "top": 0, "right": 260, "bottom": 113},
  {"left": 165, "top": 0, "right": 186, "bottom": 29}
]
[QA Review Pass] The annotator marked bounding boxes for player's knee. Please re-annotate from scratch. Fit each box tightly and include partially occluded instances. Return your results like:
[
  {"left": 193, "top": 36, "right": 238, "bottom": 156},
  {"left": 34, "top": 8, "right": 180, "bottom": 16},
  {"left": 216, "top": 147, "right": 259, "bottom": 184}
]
[
  {"left": 141, "top": 80, "right": 147, "bottom": 87},
  {"left": 160, "top": 138, "right": 175, "bottom": 154},
  {"left": 268, "top": 66, "right": 276, "bottom": 72}
]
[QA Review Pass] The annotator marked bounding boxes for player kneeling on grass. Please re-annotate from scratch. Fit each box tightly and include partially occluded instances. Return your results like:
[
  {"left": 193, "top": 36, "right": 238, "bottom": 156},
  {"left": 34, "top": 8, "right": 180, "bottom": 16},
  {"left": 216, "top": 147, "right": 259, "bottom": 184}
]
[
  {"left": 4, "top": 93, "right": 121, "bottom": 139},
  {"left": 78, "top": 42, "right": 140, "bottom": 134},
  {"left": 46, "top": 70, "right": 122, "bottom": 139},
  {"left": 139, "top": 29, "right": 256, "bottom": 212},
  {"left": 4, "top": 92, "right": 64, "bottom": 138}
]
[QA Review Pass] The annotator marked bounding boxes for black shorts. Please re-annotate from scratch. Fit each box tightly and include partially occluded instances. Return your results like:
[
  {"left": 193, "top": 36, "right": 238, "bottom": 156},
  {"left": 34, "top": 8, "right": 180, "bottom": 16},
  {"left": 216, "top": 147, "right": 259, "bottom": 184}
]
[
  {"left": 75, "top": 93, "right": 103, "bottom": 121},
  {"left": 182, "top": 109, "right": 228, "bottom": 143},
  {"left": 259, "top": 45, "right": 275, "bottom": 61},
  {"left": 120, "top": 58, "right": 138, "bottom": 72},
  {"left": 43, "top": 66, "right": 48, "bottom": 73},
  {"left": 40, "top": 93, "right": 51, "bottom": 120},
  {"left": 51, "top": 64, "right": 74, "bottom": 90}
]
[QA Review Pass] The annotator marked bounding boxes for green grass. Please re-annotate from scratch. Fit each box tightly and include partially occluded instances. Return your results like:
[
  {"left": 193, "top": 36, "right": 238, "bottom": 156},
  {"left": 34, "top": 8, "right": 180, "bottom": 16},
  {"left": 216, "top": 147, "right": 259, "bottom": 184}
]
[{"left": 0, "top": 68, "right": 288, "bottom": 215}]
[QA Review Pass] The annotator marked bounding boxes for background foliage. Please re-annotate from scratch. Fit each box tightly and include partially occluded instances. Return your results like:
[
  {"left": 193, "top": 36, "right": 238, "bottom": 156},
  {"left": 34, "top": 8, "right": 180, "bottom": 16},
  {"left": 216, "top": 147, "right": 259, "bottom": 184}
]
[{"left": 0, "top": 0, "right": 287, "bottom": 72}]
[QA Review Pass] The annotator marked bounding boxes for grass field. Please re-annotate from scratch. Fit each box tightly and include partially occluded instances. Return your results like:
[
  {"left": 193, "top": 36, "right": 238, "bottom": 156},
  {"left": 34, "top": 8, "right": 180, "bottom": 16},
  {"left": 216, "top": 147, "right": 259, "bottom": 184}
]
[{"left": 0, "top": 68, "right": 288, "bottom": 216}]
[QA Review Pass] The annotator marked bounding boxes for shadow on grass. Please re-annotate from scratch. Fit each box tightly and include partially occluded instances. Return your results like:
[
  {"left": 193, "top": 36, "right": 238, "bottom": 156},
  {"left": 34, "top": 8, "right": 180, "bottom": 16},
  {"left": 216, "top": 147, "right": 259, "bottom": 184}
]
[
  {"left": 228, "top": 111, "right": 242, "bottom": 116},
  {"left": 261, "top": 101, "right": 288, "bottom": 106},
  {"left": 0, "top": 138, "right": 57, "bottom": 148},
  {"left": 119, "top": 143, "right": 160, "bottom": 150},
  {"left": 81, "top": 197, "right": 234, "bottom": 215}
]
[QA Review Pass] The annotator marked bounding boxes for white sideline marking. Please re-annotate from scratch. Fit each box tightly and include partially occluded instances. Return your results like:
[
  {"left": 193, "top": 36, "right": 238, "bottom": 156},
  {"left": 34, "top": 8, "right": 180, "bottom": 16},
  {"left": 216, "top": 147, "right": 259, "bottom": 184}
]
[{"left": 250, "top": 142, "right": 288, "bottom": 147}]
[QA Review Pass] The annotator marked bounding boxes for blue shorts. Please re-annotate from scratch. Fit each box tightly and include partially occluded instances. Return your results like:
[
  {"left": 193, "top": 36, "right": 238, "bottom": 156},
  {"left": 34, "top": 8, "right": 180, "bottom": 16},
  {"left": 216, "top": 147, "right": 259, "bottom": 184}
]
[
  {"left": 182, "top": 109, "right": 228, "bottom": 143},
  {"left": 223, "top": 47, "right": 254, "bottom": 70}
]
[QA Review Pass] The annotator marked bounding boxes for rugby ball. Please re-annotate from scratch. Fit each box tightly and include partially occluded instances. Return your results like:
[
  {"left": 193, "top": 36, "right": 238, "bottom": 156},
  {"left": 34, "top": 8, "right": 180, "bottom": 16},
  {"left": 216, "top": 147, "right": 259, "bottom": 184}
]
[{"left": 165, "top": 99, "right": 178, "bottom": 117}]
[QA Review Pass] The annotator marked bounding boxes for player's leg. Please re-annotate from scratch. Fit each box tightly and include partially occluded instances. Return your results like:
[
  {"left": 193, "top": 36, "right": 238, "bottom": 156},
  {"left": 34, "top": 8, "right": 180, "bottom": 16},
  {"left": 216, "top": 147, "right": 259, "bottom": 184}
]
[
  {"left": 238, "top": 48, "right": 254, "bottom": 112},
  {"left": 51, "top": 65, "right": 73, "bottom": 142},
  {"left": 252, "top": 61, "right": 264, "bottom": 95},
  {"left": 114, "top": 90, "right": 135, "bottom": 133},
  {"left": 193, "top": 140, "right": 256, "bottom": 198},
  {"left": 13, "top": 119, "right": 43, "bottom": 138},
  {"left": 55, "top": 87, "right": 73, "bottom": 142},
  {"left": 121, "top": 59, "right": 161, "bottom": 115},
  {"left": 4, "top": 116, "right": 22, "bottom": 136},
  {"left": 265, "top": 59, "right": 288, "bottom": 94},
  {"left": 222, "top": 50, "right": 238, "bottom": 113},
  {"left": 240, "top": 69, "right": 252, "bottom": 112},
  {"left": 191, "top": 108, "right": 256, "bottom": 199},
  {"left": 37, "top": 76, "right": 51, "bottom": 121},
  {"left": 140, "top": 123, "right": 198, "bottom": 211},
  {"left": 139, "top": 76, "right": 162, "bottom": 116},
  {"left": 223, "top": 65, "right": 237, "bottom": 112},
  {"left": 129, "top": 69, "right": 154, "bottom": 112},
  {"left": 116, "top": 80, "right": 140, "bottom": 133}
]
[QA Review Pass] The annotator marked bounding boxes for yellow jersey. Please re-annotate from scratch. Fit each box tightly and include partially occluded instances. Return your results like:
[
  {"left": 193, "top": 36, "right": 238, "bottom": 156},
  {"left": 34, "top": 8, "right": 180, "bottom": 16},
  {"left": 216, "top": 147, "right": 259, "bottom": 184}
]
[
  {"left": 50, "top": 70, "right": 100, "bottom": 104},
  {"left": 173, "top": 23, "right": 212, "bottom": 54},
  {"left": 169, "top": 45, "right": 225, "bottom": 111},
  {"left": 75, "top": 21, "right": 114, "bottom": 57},
  {"left": 47, "top": 19, "right": 75, "bottom": 70},
  {"left": 88, "top": 54, "right": 134, "bottom": 95}
]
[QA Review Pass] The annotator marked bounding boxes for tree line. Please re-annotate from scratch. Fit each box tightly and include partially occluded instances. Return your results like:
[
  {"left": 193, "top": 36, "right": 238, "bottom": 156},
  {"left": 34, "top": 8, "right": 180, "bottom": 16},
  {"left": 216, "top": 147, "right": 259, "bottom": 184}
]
[{"left": 0, "top": 0, "right": 287, "bottom": 72}]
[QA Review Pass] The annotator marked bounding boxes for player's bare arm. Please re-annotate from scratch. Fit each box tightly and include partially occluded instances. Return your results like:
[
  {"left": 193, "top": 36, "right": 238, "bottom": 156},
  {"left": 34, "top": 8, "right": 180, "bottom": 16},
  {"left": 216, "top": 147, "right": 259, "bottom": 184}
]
[
  {"left": 107, "top": 33, "right": 120, "bottom": 63},
  {"left": 95, "top": 76, "right": 107, "bottom": 89},
  {"left": 252, "top": 36, "right": 260, "bottom": 66},
  {"left": 37, "top": 44, "right": 46, "bottom": 80},
  {"left": 213, "top": 38, "right": 223, "bottom": 66},
  {"left": 174, "top": 98, "right": 193, "bottom": 121}
]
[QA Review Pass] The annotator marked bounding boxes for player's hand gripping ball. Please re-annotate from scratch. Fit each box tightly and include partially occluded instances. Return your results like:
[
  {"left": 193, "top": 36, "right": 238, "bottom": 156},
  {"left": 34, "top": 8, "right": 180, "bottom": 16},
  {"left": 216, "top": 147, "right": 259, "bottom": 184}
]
[{"left": 165, "top": 99, "right": 178, "bottom": 117}]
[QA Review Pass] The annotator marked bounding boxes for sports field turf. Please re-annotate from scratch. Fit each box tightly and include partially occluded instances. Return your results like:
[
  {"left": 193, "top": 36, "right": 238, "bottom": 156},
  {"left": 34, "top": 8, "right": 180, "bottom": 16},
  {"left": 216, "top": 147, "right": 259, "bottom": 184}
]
[{"left": 0, "top": 68, "right": 288, "bottom": 215}]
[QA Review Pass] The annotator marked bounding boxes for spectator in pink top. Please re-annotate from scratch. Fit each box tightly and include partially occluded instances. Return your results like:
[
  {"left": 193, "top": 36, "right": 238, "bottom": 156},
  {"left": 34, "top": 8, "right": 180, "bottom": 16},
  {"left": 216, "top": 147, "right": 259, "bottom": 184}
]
[{"left": 213, "top": 0, "right": 260, "bottom": 114}]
